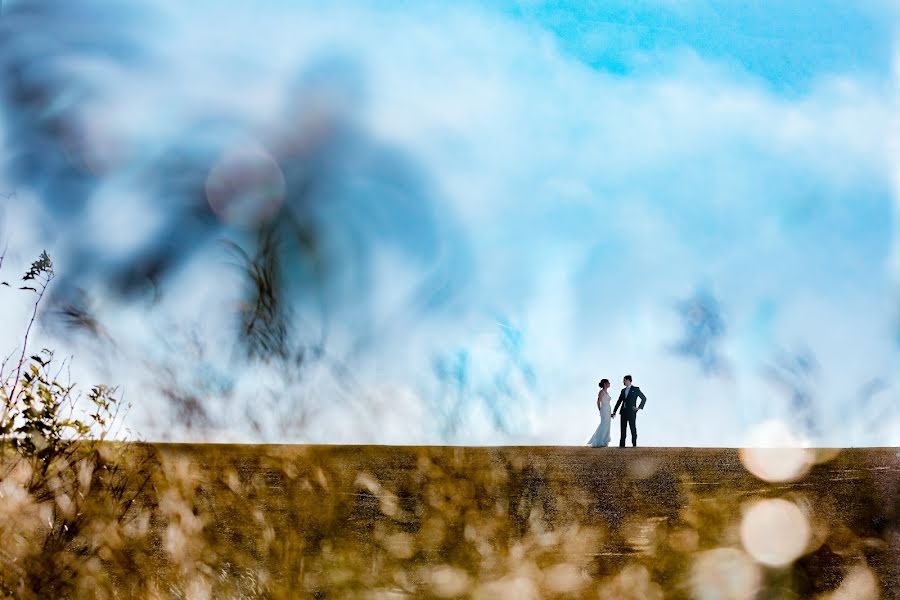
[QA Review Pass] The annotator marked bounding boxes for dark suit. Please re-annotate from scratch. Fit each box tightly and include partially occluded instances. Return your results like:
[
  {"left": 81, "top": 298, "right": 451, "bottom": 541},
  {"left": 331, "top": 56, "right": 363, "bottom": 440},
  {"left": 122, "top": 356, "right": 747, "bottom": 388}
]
[{"left": 613, "top": 385, "right": 647, "bottom": 447}]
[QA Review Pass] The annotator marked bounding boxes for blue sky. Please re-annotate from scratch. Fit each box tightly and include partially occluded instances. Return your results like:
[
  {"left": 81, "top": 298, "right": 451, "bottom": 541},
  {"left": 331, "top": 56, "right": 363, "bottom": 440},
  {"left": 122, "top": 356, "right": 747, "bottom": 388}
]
[
  {"left": 497, "top": 1, "right": 894, "bottom": 88},
  {"left": 0, "top": 0, "right": 898, "bottom": 445}
]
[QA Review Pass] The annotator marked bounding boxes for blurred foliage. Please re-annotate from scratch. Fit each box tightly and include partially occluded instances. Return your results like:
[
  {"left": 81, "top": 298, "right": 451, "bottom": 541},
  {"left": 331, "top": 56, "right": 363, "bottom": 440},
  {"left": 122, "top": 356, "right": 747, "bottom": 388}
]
[{"left": 0, "top": 0, "right": 476, "bottom": 444}]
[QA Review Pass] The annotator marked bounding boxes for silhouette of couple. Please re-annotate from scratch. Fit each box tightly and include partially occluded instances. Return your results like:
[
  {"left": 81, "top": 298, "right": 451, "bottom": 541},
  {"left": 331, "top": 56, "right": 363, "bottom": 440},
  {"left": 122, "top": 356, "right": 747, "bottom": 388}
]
[{"left": 587, "top": 375, "right": 647, "bottom": 448}]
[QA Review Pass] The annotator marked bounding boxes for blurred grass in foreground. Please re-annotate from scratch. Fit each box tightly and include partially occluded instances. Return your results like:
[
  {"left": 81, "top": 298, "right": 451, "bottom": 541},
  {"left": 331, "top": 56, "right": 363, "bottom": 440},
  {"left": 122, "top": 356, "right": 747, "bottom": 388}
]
[{"left": 0, "top": 444, "right": 897, "bottom": 599}]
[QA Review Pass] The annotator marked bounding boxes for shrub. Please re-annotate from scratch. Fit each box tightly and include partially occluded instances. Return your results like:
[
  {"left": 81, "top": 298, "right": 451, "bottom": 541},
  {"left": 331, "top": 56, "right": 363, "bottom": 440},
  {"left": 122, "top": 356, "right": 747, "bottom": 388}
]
[{"left": 0, "top": 251, "right": 151, "bottom": 599}]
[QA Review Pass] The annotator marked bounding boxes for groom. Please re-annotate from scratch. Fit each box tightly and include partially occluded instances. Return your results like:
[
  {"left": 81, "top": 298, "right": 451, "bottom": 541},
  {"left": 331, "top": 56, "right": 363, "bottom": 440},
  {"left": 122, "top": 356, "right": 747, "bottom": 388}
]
[{"left": 611, "top": 375, "right": 647, "bottom": 447}]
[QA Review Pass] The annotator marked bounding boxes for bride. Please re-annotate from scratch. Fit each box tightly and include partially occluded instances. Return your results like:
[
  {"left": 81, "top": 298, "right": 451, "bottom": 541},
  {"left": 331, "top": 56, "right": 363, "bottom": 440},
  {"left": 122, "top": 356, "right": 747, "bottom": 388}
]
[{"left": 587, "top": 379, "right": 612, "bottom": 447}]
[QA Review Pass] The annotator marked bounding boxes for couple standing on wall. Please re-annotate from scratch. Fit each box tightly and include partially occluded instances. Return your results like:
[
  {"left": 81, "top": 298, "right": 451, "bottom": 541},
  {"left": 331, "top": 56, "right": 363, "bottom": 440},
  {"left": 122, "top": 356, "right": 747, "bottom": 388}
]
[{"left": 587, "top": 375, "right": 648, "bottom": 448}]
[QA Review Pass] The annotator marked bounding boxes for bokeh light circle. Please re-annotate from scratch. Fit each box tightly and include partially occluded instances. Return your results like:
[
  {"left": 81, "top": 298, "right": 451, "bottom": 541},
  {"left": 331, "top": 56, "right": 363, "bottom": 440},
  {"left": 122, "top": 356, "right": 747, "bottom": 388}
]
[
  {"left": 691, "top": 548, "right": 762, "bottom": 600},
  {"left": 740, "top": 420, "right": 815, "bottom": 482},
  {"left": 740, "top": 498, "right": 810, "bottom": 567},
  {"left": 740, "top": 447, "right": 814, "bottom": 483},
  {"left": 206, "top": 144, "right": 286, "bottom": 227},
  {"left": 829, "top": 564, "right": 879, "bottom": 600}
]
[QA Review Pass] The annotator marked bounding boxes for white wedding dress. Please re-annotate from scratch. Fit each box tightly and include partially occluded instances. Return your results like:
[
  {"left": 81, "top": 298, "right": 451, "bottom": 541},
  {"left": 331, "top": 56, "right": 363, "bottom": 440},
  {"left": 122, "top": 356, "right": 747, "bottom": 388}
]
[{"left": 587, "top": 389, "right": 612, "bottom": 447}]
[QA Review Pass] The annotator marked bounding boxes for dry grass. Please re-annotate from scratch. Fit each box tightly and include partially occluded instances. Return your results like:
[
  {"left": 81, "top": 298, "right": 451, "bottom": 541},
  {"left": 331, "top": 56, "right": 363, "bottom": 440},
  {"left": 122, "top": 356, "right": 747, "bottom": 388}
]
[{"left": 0, "top": 445, "right": 897, "bottom": 599}]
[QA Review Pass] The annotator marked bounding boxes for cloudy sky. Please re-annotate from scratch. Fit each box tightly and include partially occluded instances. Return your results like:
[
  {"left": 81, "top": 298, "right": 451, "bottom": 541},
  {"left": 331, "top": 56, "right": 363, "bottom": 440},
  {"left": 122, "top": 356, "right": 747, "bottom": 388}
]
[{"left": 0, "top": 0, "right": 898, "bottom": 446}]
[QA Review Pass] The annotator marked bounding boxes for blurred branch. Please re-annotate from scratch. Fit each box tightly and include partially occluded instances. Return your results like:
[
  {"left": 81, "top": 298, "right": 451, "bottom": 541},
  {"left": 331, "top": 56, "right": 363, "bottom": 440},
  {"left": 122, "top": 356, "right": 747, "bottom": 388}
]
[
  {"left": 672, "top": 288, "right": 728, "bottom": 375},
  {"left": 224, "top": 226, "right": 292, "bottom": 362},
  {"left": 765, "top": 347, "right": 820, "bottom": 437},
  {"left": 0, "top": 239, "right": 8, "bottom": 273}
]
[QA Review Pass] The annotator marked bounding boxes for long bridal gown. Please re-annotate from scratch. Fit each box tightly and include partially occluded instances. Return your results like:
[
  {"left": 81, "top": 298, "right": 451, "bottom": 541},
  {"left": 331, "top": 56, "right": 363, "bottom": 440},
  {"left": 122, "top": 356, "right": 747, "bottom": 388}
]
[{"left": 587, "top": 389, "right": 612, "bottom": 447}]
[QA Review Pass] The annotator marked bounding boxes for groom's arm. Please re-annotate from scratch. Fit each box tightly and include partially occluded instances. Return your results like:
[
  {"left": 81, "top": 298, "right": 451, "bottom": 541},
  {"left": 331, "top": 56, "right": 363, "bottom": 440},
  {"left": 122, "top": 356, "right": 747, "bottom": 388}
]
[
  {"left": 612, "top": 393, "right": 623, "bottom": 415},
  {"left": 637, "top": 388, "right": 647, "bottom": 410}
]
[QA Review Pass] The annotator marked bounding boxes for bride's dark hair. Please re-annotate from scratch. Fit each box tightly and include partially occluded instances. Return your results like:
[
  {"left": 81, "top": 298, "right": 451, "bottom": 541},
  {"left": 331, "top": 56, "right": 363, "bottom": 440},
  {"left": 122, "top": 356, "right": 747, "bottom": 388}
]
[{"left": 599, "top": 379, "right": 609, "bottom": 388}]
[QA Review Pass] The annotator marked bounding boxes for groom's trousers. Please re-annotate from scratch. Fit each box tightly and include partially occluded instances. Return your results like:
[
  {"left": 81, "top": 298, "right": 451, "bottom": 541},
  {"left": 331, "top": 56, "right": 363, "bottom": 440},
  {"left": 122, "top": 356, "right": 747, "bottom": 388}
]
[{"left": 619, "top": 408, "right": 637, "bottom": 447}]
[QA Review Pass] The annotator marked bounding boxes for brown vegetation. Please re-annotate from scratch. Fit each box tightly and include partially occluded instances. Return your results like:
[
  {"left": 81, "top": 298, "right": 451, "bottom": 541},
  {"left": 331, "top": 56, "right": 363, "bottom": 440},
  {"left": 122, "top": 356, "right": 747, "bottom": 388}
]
[{"left": 1, "top": 444, "right": 897, "bottom": 598}]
